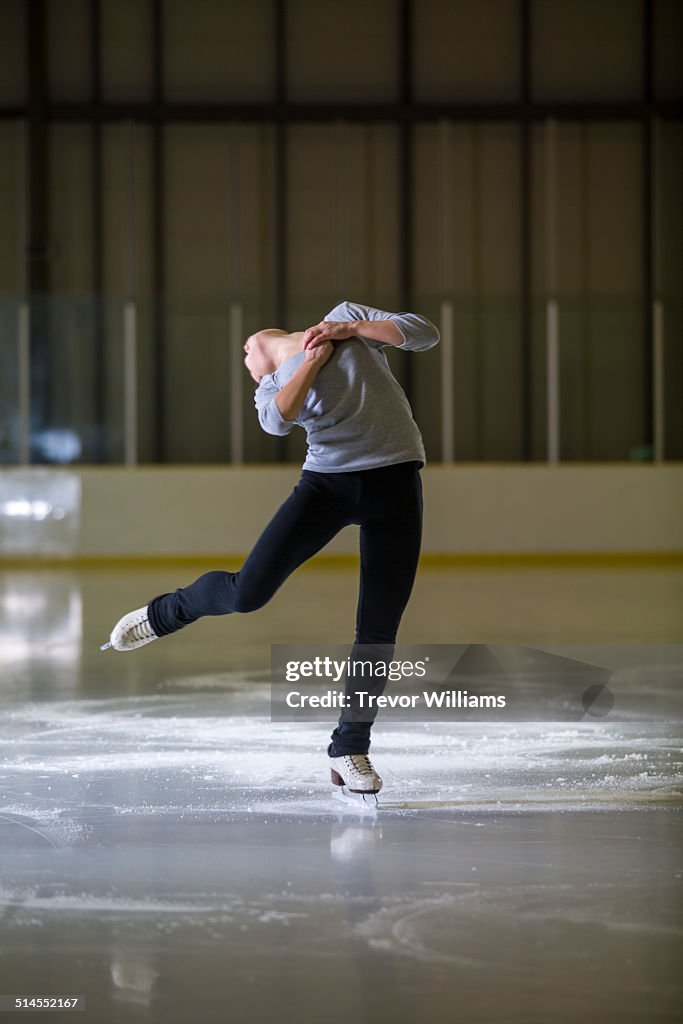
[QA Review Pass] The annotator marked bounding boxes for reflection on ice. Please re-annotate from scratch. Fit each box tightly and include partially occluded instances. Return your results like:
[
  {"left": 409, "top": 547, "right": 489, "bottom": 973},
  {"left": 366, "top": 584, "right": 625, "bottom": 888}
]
[
  {"left": 111, "top": 957, "right": 159, "bottom": 1008},
  {"left": 0, "top": 575, "right": 82, "bottom": 674}
]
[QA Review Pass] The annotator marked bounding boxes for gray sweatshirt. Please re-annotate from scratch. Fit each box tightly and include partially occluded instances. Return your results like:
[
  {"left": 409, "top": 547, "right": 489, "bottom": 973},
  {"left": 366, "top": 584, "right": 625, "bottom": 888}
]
[{"left": 253, "top": 300, "right": 440, "bottom": 473}]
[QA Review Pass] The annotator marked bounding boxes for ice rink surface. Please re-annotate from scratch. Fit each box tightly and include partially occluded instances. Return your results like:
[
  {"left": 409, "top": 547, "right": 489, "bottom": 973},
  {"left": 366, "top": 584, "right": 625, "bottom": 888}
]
[{"left": 1, "top": 565, "right": 682, "bottom": 1023}]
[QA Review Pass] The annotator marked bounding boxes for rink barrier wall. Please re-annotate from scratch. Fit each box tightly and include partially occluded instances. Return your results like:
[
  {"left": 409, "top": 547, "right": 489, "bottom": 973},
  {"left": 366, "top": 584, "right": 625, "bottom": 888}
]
[
  {"left": 1, "top": 554, "right": 682, "bottom": 568},
  {"left": 0, "top": 464, "right": 682, "bottom": 562}
]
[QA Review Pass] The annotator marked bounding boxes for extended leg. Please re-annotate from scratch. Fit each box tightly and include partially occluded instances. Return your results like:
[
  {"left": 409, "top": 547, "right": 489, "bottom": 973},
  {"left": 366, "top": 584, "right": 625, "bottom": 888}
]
[
  {"left": 127, "top": 474, "right": 354, "bottom": 639},
  {"left": 147, "top": 474, "right": 353, "bottom": 636}
]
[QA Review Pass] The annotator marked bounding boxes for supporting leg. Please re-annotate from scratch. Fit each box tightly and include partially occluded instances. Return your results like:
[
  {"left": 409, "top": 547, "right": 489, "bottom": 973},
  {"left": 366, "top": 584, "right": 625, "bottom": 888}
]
[{"left": 330, "top": 465, "right": 423, "bottom": 756}]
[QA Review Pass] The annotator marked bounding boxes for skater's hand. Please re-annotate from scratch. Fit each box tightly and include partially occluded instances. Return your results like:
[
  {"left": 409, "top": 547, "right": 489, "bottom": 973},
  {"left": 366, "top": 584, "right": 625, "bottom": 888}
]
[
  {"left": 303, "top": 321, "right": 356, "bottom": 349},
  {"left": 303, "top": 338, "right": 334, "bottom": 367}
]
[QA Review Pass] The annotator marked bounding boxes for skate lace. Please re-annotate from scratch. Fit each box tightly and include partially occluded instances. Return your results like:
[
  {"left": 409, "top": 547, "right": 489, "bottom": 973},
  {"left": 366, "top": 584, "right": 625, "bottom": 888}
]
[
  {"left": 347, "top": 754, "right": 374, "bottom": 776},
  {"left": 129, "top": 618, "right": 155, "bottom": 642}
]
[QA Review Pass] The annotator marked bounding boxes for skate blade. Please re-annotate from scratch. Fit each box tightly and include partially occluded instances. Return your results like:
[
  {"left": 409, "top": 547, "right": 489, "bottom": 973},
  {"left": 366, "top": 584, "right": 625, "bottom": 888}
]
[
  {"left": 331, "top": 788, "right": 379, "bottom": 813},
  {"left": 100, "top": 642, "right": 112, "bottom": 651}
]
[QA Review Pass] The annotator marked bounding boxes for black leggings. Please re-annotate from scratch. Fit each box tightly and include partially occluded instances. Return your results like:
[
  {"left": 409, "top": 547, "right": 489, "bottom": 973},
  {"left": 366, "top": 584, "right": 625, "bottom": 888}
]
[{"left": 147, "top": 460, "right": 423, "bottom": 756}]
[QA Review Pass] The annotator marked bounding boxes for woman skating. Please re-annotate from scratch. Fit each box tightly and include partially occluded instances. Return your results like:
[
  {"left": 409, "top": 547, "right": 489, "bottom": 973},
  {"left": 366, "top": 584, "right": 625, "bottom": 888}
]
[{"left": 103, "top": 300, "right": 439, "bottom": 800}]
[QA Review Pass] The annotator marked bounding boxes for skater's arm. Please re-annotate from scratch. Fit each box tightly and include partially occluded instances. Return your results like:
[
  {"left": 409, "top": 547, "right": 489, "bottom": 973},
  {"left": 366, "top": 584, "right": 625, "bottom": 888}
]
[
  {"left": 274, "top": 343, "right": 332, "bottom": 421},
  {"left": 309, "top": 300, "right": 440, "bottom": 353},
  {"left": 303, "top": 319, "right": 404, "bottom": 349},
  {"left": 255, "top": 384, "right": 294, "bottom": 435},
  {"left": 254, "top": 341, "right": 334, "bottom": 434},
  {"left": 368, "top": 311, "right": 440, "bottom": 352},
  {"left": 347, "top": 320, "right": 405, "bottom": 347}
]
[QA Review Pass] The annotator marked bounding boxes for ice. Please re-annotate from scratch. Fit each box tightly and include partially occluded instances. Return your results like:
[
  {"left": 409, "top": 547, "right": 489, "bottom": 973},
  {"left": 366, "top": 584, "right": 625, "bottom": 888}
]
[
  {"left": 1, "top": 695, "right": 681, "bottom": 824},
  {"left": 0, "top": 567, "right": 681, "bottom": 1023}
]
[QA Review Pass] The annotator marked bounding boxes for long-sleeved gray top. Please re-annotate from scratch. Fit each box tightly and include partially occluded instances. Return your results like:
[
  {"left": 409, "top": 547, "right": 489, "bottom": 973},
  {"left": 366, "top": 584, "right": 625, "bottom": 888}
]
[{"left": 253, "top": 300, "right": 440, "bottom": 472}]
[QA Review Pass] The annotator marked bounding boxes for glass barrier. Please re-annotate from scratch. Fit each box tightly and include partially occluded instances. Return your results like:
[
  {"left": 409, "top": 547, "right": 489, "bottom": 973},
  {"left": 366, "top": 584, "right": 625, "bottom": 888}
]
[
  {"left": 0, "top": 296, "right": 22, "bottom": 465},
  {"left": 0, "top": 292, "right": 680, "bottom": 466}
]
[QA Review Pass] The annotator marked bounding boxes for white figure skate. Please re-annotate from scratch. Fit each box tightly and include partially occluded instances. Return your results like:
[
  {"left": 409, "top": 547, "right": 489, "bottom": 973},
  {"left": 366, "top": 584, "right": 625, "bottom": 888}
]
[
  {"left": 101, "top": 606, "right": 159, "bottom": 652},
  {"left": 330, "top": 753, "right": 382, "bottom": 809}
]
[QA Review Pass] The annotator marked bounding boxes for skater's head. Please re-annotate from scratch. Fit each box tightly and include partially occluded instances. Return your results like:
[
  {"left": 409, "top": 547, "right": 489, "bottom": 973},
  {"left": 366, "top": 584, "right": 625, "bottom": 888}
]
[{"left": 243, "top": 329, "right": 294, "bottom": 383}]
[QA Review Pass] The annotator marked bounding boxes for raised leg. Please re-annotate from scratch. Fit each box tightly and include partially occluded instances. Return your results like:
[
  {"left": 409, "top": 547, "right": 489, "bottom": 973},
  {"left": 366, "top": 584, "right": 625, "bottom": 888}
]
[{"left": 147, "top": 473, "right": 354, "bottom": 636}]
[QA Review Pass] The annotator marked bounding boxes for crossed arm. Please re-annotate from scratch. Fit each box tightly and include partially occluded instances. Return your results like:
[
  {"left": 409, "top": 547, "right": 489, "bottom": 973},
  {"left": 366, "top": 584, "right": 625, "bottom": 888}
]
[
  {"left": 264, "top": 306, "right": 439, "bottom": 428},
  {"left": 273, "top": 319, "right": 404, "bottom": 422},
  {"left": 302, "top": 318, "right": 405, "bottom": 350},
  {"left": 273, "top": 341, "right": 333, "bottom": 422}
]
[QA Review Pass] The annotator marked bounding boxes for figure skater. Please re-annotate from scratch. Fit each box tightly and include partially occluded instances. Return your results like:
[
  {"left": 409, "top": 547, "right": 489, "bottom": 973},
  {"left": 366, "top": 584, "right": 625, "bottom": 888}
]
[{"left": 103, "top": 300, "right": 439, "bottom": 800}]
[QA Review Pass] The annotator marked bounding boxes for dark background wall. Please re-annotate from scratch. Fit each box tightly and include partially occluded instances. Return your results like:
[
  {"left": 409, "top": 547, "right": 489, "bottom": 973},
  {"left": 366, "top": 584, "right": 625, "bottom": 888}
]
[{"left": 0, "top": 0, "right": 681, "bottom": 464}]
